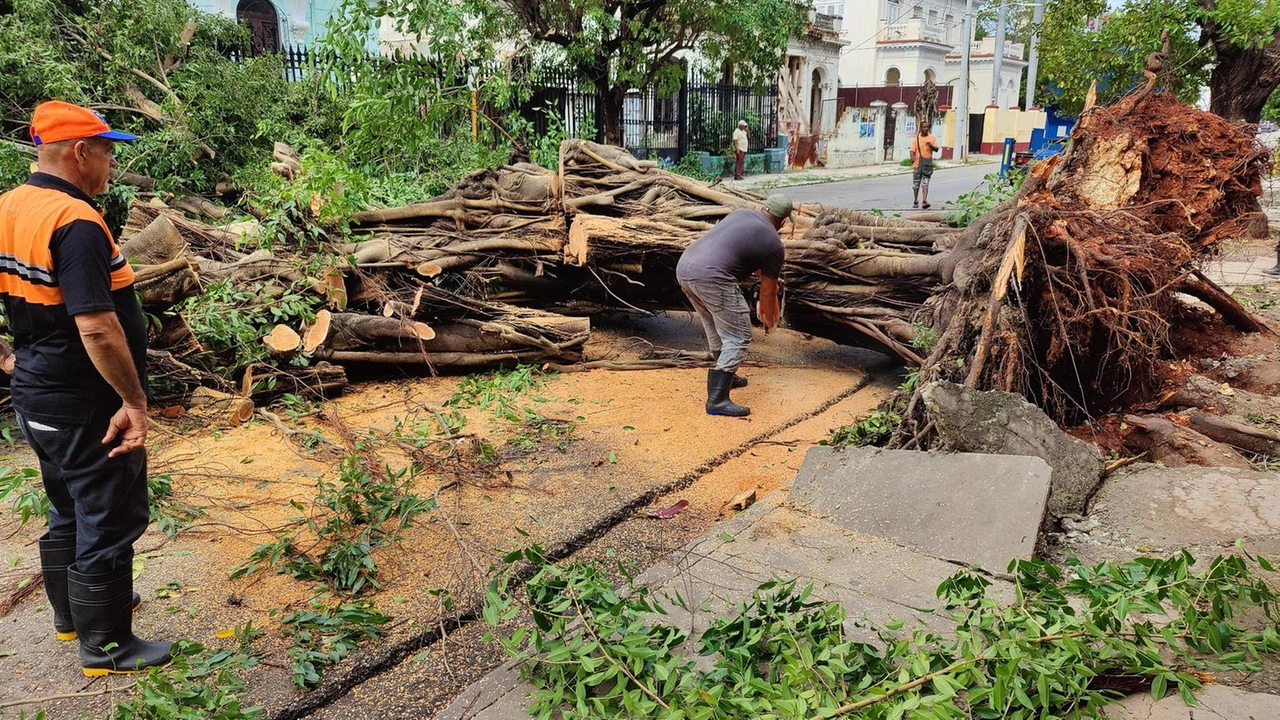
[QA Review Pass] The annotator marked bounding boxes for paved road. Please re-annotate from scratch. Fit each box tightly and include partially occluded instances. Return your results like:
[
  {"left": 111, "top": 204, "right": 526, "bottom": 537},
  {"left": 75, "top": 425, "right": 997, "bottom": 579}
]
[{"left": 783, "top": 162, "right": 1000, "bottom": 212}]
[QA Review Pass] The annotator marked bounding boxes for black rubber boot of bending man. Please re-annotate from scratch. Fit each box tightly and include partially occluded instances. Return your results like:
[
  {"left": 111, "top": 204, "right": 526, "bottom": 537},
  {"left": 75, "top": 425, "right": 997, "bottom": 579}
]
[
  {"left": 711, "top": 351, "right": 748, "bottom": 388},
  {"left": 1265, "top": 246, "right": 1280, "bottom": 276},
  {"left": 706, "top": 369, "right": 750, "bottom": 417}
]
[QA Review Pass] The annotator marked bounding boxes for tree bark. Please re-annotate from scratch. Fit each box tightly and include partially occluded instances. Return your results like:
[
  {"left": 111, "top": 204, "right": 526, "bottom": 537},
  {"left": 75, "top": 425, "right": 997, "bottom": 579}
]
[
  {"left": 597, "top": 83, "right": 627, "bottom": 148},
  {"left": 1204, "top": 20, "right": 1280, "bottom": 123}
]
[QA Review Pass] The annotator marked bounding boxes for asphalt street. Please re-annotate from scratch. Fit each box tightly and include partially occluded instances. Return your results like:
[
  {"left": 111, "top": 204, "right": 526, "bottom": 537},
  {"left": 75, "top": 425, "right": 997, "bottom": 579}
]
[{"left": 783, "top": 162, "right": 1000, "bottom": 212}]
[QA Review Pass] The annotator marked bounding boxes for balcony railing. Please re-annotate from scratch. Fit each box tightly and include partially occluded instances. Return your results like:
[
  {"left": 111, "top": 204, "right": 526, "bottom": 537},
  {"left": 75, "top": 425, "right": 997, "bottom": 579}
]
[
  {"left": 813, "top": 12, "right": 841, "bottom": 32},
  {"left": 880, "top": 19, "right": 944, "bottom": 44}
]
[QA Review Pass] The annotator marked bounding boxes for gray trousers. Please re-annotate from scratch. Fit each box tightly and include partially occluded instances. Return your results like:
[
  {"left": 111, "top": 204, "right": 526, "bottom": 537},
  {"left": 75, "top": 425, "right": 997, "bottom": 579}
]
[{"left": 681, "top": 279, "right": 752, "bottom": 372}]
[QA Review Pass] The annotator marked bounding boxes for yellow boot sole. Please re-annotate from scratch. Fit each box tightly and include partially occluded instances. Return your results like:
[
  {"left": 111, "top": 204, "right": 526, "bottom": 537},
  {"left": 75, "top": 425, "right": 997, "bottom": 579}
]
[{"left": 82, "top": 661, "right": 169, "bottom": 677}]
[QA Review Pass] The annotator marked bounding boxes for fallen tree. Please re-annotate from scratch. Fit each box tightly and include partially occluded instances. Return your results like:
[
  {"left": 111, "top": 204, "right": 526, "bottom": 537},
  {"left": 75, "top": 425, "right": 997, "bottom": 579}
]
[{"left": 108, "top": 86, "right": 1268, "bottom": 444}]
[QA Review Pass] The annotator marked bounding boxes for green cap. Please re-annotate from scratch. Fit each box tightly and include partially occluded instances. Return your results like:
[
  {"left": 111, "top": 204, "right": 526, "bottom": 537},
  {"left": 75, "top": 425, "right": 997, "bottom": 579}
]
[{"left": 763, "top": 194, "right": 793, "bottom": 219}]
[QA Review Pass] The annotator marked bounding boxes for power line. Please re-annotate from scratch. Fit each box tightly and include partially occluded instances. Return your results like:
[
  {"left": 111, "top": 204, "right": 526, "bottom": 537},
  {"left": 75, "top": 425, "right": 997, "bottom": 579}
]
[{"left": 839, "top": 0, "right": 937, "bottom": 56}]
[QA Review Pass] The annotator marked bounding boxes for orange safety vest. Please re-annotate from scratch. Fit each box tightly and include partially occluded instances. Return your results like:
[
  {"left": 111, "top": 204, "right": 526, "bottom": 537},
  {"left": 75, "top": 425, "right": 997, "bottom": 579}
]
[{"left": 0, "top": 182, "right": 134, "bottom": 307}]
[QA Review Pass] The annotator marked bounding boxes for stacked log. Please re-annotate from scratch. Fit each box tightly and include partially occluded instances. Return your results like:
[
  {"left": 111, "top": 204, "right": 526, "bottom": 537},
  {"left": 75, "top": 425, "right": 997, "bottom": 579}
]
[{"left": 119, "top": 169, "right": 592, "bottom": 413}]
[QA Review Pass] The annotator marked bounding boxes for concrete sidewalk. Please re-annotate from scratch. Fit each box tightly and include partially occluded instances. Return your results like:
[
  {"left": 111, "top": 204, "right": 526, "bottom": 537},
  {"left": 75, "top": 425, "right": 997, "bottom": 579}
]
[
  {"left": 726, "top": 155, "right": 1001, "bottom": 194},
  {"left": 438, "top": 446, "right": 1051, "bottom": 719},
  {"left": 439, "top": 447, "right": 1280, "bottom": 720}
]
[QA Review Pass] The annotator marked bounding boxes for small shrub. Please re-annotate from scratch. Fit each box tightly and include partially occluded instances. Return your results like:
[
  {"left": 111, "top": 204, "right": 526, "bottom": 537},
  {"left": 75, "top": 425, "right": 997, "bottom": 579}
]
[
  {"left": 0, "top": 466, "right": 47, "bottom": 526},
  {"left": 280, "top": 598, "right": 389, "bottom": 689},
  {"left": 448, "top": 365, "right": 551, "bottom": 422},
  {"left": 485, "top": 544, "right": 1280, "bottom": 719},
  {"left": 944, "top": 170, "right": 1026, "bottom": 227},
  {"left": 110, "top": 636, "right": 263, "bottom": 719},
  {"left": 668, "top": 152, "right": 717, "bottom": 183},
  {"left": 823, "top": 410, "right": 902, "bottom": 447},
  {"left": 231, "top": 455, "right": 433, "bottom": 595}
]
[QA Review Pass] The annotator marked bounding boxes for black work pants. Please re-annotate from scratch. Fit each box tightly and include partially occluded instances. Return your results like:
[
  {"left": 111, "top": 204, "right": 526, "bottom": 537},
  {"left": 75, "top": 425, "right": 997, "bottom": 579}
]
[{"left": 17, "top": 408, "right": 148, "bottom": 575}]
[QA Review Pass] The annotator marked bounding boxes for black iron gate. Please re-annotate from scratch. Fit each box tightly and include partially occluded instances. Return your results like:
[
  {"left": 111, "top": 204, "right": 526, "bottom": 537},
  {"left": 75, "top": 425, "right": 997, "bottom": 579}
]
[{"left": 884, "top": 106, "right": 898, "bottom": 161}]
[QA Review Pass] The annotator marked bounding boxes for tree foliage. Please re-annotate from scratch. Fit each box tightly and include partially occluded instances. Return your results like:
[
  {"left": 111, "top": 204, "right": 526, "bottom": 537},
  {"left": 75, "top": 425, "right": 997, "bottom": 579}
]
[
  {"left": 0, "top": 0, "right": 300, "bottom": 192},
  {"left": 342, "top": 0, "right": 807, "bottom": 145},
  {"left": 1038, "top": 0, "right": 1280, "bottom": 120}
]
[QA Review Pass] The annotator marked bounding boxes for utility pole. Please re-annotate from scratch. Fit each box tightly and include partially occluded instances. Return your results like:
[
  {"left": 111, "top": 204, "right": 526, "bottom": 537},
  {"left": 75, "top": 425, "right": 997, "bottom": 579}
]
[
  {"left": 955, "top": 0, "right": 976, "bottom": 163},
  {"left": 1024, "top": 0, "right": 1046, "bottom": 110},
  {"left": 992, "top": 0, "right": 1008, "bottom": 106}
]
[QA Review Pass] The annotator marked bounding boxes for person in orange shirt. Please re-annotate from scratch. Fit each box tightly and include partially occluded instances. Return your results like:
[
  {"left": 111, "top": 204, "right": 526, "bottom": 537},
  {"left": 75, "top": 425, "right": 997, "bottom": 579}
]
[{"left": 910, "top": 125, "right": 940, "bottom": 209}]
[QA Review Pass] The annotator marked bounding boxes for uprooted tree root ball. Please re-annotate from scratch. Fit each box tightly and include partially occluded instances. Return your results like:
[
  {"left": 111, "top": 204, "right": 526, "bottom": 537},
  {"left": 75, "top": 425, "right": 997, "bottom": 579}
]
[{"left": 891, "top": 90, "right": 1272, "bottom": 442}]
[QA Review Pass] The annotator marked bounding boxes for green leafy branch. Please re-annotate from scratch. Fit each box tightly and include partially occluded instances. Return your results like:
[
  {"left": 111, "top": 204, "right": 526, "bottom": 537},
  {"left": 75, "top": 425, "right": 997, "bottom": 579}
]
[
  {"left": 484, "top": 545, "right": 1280, "bottom": 719},
  {"left": 279, "top": 598, "right": 390, "bottom": 690},
  {"left": 230, "top": 454, "right": 433, "bottom": 595}
]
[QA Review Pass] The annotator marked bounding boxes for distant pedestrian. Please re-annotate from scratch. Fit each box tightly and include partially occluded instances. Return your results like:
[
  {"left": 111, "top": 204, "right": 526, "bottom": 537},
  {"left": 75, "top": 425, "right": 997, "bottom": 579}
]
[
  {"left": 676, "top": 194, "right": 790, "bottom": 418},
  {"left": 911, "top": 125, "right": 940, "bottom": 209},
  {"left": 732, "top": 120, "right": 749, "bottom": 180},
  {"left": 0, "top": 101, "right": 170, "bottom": 676}
]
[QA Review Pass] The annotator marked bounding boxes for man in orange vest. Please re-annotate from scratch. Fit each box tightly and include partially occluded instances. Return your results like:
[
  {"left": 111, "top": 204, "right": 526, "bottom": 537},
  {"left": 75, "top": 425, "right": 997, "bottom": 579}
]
[{"left": 0, "top": 101, "right": 170, "bottom": 675}]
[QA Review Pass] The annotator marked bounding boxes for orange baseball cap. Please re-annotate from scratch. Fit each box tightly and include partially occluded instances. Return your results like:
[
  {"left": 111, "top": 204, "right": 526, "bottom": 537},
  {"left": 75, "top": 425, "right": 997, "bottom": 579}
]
[{"left": 29, "top": 100, "right": 139, "bottom": 146}]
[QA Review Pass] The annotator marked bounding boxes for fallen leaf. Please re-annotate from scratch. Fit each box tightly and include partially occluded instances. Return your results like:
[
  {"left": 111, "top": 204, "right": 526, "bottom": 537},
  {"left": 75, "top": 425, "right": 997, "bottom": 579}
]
[
  {"left": 214, "top": 628, "right": 237, "bottom": 639},
  {"left": 649, "top": 499, "right": 688, "bottom": 520}
]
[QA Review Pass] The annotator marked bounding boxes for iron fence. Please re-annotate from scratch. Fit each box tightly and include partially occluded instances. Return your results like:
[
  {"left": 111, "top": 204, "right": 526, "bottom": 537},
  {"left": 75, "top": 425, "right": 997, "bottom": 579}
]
[{"left": 232, "top": 46, "right": 779, "bottom": 161}]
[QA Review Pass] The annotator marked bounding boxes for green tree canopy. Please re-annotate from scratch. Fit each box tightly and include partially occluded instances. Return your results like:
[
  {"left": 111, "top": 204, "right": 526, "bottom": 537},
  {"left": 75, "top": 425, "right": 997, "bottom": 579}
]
[
  {"left": 1038, "top": 0, "right": 1280, "bottom": 121},
  {"left": 333, "top": 0, "right": 808, "bottom": 146},
  {"left": 0, "top": 0, "right": 320, "bottom": 192}
]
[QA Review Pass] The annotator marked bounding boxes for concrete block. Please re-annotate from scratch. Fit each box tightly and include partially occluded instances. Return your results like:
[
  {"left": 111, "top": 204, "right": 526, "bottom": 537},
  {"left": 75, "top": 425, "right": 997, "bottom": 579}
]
[
  {"left": 1104, "top": 684, "right": 1280, "bottom": 719},
  {"left": 788, "top": 446, "right": 1051, "bottom": 571}
]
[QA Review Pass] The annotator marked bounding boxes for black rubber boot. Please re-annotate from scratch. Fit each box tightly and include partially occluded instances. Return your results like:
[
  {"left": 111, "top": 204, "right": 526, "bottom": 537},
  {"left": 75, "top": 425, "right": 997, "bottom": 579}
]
[
  {"left": 69, "top": 566, "right": 171, "bottom": 676},
  {"left": 711, "top": 352, "right": 747, "bottom": 388},
  {"left": 40, "top": 536, "right": 143, "bottom": 642},
  {"left": 39, "top": 535, "right": 79, "bottom": 642},
  {"left": 1265, "top": 246, "right": 1280, "bottom": 276},
  {"left": 706, "top": 369, "right": 750, "bottom": 417}
]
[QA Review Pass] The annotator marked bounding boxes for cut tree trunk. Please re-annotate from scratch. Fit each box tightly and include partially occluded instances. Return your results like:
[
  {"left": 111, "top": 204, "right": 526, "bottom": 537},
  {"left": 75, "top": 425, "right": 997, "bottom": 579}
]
[
  {"left": 303, "top": 310, "right": 435, "bottom": 353},
  {"left": 264, "top": 325, "right": 302, "bottom": 359},
  {"left": 120, "top": 215, "right": 201, "bottom": 309}
]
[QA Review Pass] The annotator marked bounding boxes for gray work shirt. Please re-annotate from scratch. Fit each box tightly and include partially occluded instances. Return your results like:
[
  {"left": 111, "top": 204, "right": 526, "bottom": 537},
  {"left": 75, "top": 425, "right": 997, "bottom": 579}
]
[{"left": 676, "top": 209, "right": 785, "bottom": 283}]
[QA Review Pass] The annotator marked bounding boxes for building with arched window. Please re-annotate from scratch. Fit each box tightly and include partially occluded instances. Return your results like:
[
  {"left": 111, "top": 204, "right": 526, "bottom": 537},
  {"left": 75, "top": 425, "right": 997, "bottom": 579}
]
[
  {"left": 188, "top": 1, "right": 342, "bottom": 48},
  {"left": 832, "top": 0, "right": 1026, "bottom": 110}
]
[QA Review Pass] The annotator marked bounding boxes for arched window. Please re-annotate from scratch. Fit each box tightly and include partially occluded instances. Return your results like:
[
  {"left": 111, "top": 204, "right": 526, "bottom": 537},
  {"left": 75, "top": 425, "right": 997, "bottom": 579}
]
[
  {"left": 885, "top": 68, "right": 901, "bottom": 86},
  {"left": 237, "top": 0, "right": 281, "bottom": 55},
  {"left": 924, "top": 68, "right": 936, "bottom": 83}
]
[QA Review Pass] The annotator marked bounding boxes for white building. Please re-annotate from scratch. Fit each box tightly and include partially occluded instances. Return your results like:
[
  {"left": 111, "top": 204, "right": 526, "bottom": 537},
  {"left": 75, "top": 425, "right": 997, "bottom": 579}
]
[
  {"left": 190, "top": 1, "right": 340, "bottom": 49},
  {"left": 832, "top": 0, "right": 1025, "bottom": 110},
  {"left": 779, "top": 11, "right": 847, "bottom": 137}
]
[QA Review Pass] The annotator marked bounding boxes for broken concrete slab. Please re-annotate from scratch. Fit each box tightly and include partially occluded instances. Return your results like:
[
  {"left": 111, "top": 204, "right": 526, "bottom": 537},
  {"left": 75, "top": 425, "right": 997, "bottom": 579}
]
[
  {"left": 1060, "top": 463, "right": 1280, "bottom": 565},
  {"left": 1104, "top": 684, "right": 1280, "bottom": 719},
  {"left": 787, "top": 445, "right": 1050, "bottom": 572},
  {"left": 438, "top": 491, "right": 1010, "bottom": 720},
  {"left": 921, "top": 381, "right": 1104, "bottom": 520}
]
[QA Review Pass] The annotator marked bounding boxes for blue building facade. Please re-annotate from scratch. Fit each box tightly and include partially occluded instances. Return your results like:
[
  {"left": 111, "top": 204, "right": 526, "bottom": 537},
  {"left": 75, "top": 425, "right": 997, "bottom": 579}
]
[{"left": 188, "top": 0, "right": 342, "bottom": 49}]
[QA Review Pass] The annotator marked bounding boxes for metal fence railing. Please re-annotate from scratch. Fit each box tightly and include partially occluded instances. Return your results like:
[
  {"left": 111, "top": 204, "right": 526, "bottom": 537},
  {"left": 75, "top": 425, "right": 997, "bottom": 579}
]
[{"left": 231, "top": 46, "right": 779, "bottom": 160}]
